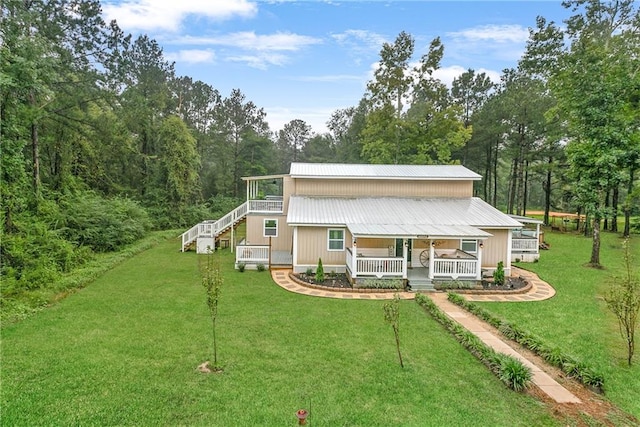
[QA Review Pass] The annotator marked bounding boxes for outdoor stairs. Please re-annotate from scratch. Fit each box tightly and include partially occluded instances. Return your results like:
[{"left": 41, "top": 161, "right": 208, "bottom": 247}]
[
  {"left": 180, "top": 202, "right": 249, "bottom": 252},
  {"left": 409, "top": 278, "right": 435, "bottom": 292}
]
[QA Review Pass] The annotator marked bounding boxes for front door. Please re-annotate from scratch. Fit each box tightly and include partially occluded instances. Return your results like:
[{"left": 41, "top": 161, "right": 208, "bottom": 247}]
[{"left": 395, "top": 239, "right": 412, "bottom": 268}]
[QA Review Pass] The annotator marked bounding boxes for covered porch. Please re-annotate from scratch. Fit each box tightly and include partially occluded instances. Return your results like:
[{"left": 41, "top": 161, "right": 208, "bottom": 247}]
[
  {"left": 344, "top": 223, "right": 491, "bottom": 285},
  {"left": 509, "top": 214, "right": 543, "bottom": 262}
]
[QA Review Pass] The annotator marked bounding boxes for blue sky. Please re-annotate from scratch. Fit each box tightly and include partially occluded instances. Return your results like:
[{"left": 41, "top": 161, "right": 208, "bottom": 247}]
[{"left": 102, "top": 1, "right": 570, "bottom": 133}]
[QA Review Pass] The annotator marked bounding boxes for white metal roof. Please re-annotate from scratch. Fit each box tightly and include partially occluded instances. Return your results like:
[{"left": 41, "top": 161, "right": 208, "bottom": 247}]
[
  {"left": 508, "top": 214, "right": 544, "bottom": 225},
  {"left": 289, "top": 162, "right": 481, "bottom": 181},
  {"left": 287, "top": 196, "right": 522, "bottom": 238}
]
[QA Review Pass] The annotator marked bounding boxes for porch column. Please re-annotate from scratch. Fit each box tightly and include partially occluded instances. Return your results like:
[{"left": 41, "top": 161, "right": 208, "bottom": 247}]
[
  {"left": 402, "top": 238, "right": 408, "bottom": 280},
  {"left": 231, "top": 222, "right": 234, "bottom": 254},
  {"left": 351, "top": 237, "right": 358, "bottom": 279},
  {"left": 535, "top": 223, "right": 541, "bottom": 251},
  {"left": 476, "top": 240, "right": 483, "bottom": 280},
  {"left": 506, "top": 230, "right": 513, "bottom": 277},
  {"left": 428, "top": 240, "right": 435, "bottom": 280},
  {"left": 292, "top": 227, "right": 298, "bottom": 270}
]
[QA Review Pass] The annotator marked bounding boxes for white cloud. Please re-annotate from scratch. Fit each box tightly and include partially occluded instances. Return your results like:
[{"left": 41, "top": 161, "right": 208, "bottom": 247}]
[
  {"left": 433, "top": 66, "right": 501, "bottom": 87},
  {"left": 265, "top": 106, "right": 339, "bottom": 134},
  {"left": 447, "top": 24, "right": 529, "bottom": 44},
  {"left": 227, "top": 53, "right": 289, "bottom": 70},
  {"left": 332, "top": 29, "right": 387, "bottom": 51},
  {"left": 102, "top": 0, "right": 257, "bottom": 32},
  {"left": 171, "top": 32, "right": 322, "bottom": 51},
  {"left": 165, "top": 49, "right": 216, "bottom": 64},
  {"left": 445, "top": 24, "right": 530, "bottom": 65},
  {"left": 292, "top": 74, "right": 364, "bottom": 83}
]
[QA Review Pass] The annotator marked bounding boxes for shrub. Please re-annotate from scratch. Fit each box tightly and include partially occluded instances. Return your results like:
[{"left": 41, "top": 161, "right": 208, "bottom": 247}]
[
  {"left": 493, "top": 261, "right": 505, "bottom": 286},
  {"left": 415, "top": 294, "right": 532, "bottom": 392},
  {"left": 499, "top": 356, "right": 532, "bottom": 392},
  {"left": 237, "top": 263, "right": 246, "bottom": 272},
  {"left": 315, "top": 258, "right": 324, "bottom": 283},
  {"left": 445, "top": 293, "right": 606, "bottom": 391},
  {"left": 59, "top": 192, "right": 151, "bottom": 252},
  {"left": 305, "top": 267, "right": 313, "bottom": 276},
  {"left": 256, "top": 263, "right": 266, "bottom": 272},
  {"left": 360, "top": 278, "right": 403, "bottom": 289}
]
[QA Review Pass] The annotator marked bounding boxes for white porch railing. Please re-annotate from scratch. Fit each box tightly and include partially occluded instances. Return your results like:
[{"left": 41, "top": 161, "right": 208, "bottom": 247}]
[
  {"left": 356, "top": 257, "right": 404, "bottom": 277},
  {"left": 432, "top": 258, "right": 477, "bottom": 279},
  {"left": 346, "top": 249, "right": 404, "bottom": 278},
  {"left": 512, "top": 238, "right": 538, "bottom": 252},
  {"left": 235, "top": 245, "right": 270, "bottom": 265},
  {"left": 181, "top": 199, "right": 284, "bottom": 251}
]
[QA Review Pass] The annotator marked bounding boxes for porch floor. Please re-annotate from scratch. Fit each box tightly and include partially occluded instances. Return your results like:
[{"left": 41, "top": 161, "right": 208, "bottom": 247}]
[{"left": 271, "top": 251, "right": 293, "bottom": 266}]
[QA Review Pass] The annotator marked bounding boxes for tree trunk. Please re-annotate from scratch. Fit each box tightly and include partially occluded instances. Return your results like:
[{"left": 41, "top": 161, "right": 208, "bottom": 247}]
[
  {"left": 492, "top": 139, "right": 499, "bottom": 207},
  {"left": 612, "top": 186, "right": 619, "bottom": 232},
  {"left": 623, "top": 166, "right": 635, "bottom": 237},
  {"left": 604, "top": 189, "right": 610, "bottom": 231},
  {"left": 484, "top": 142, "right": 491, "bottom": 202},
  {"left": 29, "top": 93, "right": 41, "bottom": 200},
  {"left": 544, "top": 156, "right": 552, "bottom": 226},
  {"left": 584, "top": 212, "right": 590, "bottom": 237},
  {"left": 508, "top": 158, "right": 517, "bottom": 214},
  {"left": 590, "top": 215, "right": 601, "bottom": 267},
  {"left": 522, "top": 159, "right": 529, "bottom": 216}
]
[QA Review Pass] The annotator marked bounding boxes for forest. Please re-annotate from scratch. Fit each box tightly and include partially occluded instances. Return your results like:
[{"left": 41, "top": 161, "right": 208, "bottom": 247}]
[{"left": 1, "top": 0, "right": 639, "bottom": 306}]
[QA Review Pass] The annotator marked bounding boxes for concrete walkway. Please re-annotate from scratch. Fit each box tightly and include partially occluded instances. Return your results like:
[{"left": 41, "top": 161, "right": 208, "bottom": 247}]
[
  {"left": 429, "top": 293, "right": 581, "bottom": 404},
  {"left": 271, "top": 268, "right": 579, "bottom": 404}
]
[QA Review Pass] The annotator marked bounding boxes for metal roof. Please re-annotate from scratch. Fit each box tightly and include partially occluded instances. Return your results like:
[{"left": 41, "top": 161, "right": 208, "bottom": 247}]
[
  {"left": 346, "top": 223, "right": 491, "bottom": 239},
  {"left": 508, "top": 214, "right": 544, "bottom": 225},
  {"left": 287, "top": 196, "right": 522, "bottom": 238},
  {"left": 289, "top": 162, "right": 481, "bottom": 181}
]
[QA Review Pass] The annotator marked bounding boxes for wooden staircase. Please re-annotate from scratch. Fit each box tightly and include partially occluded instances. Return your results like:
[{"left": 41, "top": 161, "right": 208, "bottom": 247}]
[
  {"left": 180, "top": 202, "right": 249, "bottom": 252},
  {"left": 180, "top": 199, "right": 284, "bottom": 252}
]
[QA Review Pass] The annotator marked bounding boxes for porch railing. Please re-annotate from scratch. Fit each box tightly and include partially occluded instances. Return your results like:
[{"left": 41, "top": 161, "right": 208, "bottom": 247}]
[
  {"left": 432, "top": 258, "right": 477, "bottom": 279},
  {"left": 346, "top": 249, "right": 404, "bottom": 278},
  {"left": 512, "top": 238, "right": 538, "bottom": 252},
  {"left": 235, "top": 245, "right": 270, "bottom": 265}
]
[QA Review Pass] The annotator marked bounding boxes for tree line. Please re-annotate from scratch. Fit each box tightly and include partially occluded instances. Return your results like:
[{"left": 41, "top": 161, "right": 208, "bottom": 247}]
[{"left": 1, "top": 0, "right": 639, "bottom": 297}]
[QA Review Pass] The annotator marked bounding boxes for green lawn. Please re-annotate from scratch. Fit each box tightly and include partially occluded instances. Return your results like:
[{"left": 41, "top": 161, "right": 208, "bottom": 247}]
[
  {"left": 484, "top": 230, "right": 640, "bottom": 419},
  {"left": 1, "top": 237, "right": 558, "bottom": 426}
]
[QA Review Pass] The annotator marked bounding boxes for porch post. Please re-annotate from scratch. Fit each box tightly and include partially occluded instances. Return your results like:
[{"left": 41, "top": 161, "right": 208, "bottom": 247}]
[
  {"left": 506, "top": 230, "right": 513, "bottom": 277},
  {"left": 535, "top": 223, "right": 541, "bottom": 251},
  {"left": 476, "top": 240, "right": 483, "bottom": 280},
  {"left": 292, "top": 227, "right": 298, "bottom": 271},
  {"left": 231, "top": 221, "right": 234, "bottom": 254},
  {"left": 428, "top": 240, "right": 435, "bottom": 280},
  {"left": 351, "top": 237, "right": 358, "bottom": 279},
  {"left": 402, "top": 238, "right": 408, "bottom": 280}
]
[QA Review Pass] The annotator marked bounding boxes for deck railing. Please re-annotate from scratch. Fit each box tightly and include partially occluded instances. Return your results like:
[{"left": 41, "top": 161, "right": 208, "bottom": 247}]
[
  {"left": 181, "top": 199, "right": 284, "bottom": 251},
  {"left": 512, "top": 238, "right": 538, "bottom": 252},
  {"left": 235, "top": 245, "right": 270, "bottom": 265},
  {"left": 432, "top": 258, "right": 477, "bottom": 279}
]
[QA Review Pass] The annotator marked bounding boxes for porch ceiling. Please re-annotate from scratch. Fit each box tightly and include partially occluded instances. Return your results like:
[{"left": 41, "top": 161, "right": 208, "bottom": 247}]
[{"left": 347, "top": 223, "right": 492, "bottom": 239}]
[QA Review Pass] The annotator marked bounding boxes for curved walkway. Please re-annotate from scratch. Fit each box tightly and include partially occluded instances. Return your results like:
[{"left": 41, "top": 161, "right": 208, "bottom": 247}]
[
  {"left": 270, "top": 267, "right": 555, "bottom": 302},
  {"left": 271, "top": 268, "right": 577, "bottom": 404}
]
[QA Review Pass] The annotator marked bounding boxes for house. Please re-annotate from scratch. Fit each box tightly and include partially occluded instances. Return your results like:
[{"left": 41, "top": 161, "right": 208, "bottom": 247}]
[{"left": 181, "top": 162, "right": 527, "bottom": 290}]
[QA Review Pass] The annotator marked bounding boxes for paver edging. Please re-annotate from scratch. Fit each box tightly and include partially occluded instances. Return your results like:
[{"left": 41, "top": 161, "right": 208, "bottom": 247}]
[
  {"left": 288, "top": 272, "right": 399, "bottom": 293},
  {"left": 441, "top": 278, "right": 533, "bottom": 295}
]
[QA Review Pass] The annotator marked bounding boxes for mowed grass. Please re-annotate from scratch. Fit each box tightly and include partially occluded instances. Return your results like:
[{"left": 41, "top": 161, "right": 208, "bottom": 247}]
[
  {"left": 1, "top": 237, "right": 558, "bottom": 426},
  {"left": 485, "top": 231, "right": 640, "bottom": 419}
]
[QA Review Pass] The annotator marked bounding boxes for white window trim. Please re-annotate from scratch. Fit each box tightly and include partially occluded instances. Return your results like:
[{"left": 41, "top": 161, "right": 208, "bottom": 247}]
[
  {"left": 263, "top": 219, "right": 278, "bottom": 238},
  {"left": 327, "top": 228, "right": 345, "bottom": 251},
  {"left": 460, "top": 239, "right": 477, "bottom": 254}
]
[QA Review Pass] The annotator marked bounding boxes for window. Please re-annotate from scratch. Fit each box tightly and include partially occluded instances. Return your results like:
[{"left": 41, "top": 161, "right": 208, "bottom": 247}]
[
  {"left": 263, "top": 219, "right": 278, "bottom": 237},
  {"left": 461, "top": 239, "right": 477, "bottom": 254},
  {"left": 328, "top": 229, "right": 345, "bottom": 251}
]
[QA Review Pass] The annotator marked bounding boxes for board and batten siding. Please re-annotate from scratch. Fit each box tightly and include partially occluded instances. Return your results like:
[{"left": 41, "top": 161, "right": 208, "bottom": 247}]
[
  {"left": 480, "top": 229, "right": 509, "bottom": 269},
  {"left": 295, "top": 226, "right": 350, "bottom": 271},
  {"left": 244, "top": 214, "right": 292, "bottom": 251},
  {"left": 293, "top": 179, "right": 472, "bottom": 198}
]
